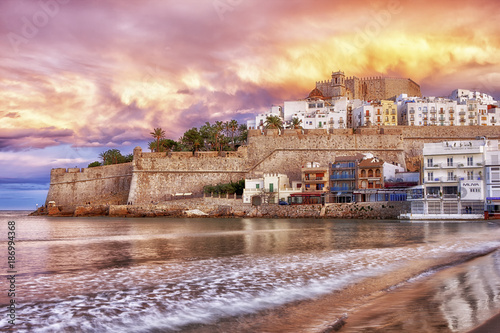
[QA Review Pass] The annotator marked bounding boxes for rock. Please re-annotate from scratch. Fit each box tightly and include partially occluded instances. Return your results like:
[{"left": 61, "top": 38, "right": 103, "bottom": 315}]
[{"left": 109, "top": 205, "right": 128, "bottom": 217}]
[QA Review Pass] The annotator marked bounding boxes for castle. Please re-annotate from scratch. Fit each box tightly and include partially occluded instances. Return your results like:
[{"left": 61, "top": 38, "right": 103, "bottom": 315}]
[
  {"left": 315, "top": 70, "right": 421, "bottom": 101},
  {"left": 45, "top": 126, "right": 500, "bottom": 208}
]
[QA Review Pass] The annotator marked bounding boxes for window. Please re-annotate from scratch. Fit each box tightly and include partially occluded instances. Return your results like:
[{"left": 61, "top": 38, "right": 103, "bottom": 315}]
[
  {"left": 269, "top": 183, "right": 274, "bottom": 192},
  {"left": 447, "top": 171, "right": 454, "bottom": 181},
  {"left": 447, "top": 157, "right": 453, "bottom": 167},
  {"left": 427, "top": 158, "right": 433, "bottom": 168},
  {"left": 467, "top": 156, "right": 473, "bottom": 166},
  {"left": 256, "top": 184, "right": 260, "bottom": 189},
  {"left": 467, "top": 171, "right": 474, "bottom": 180},
  {"left": 427, "top": 172, "right": 434, "bottom": 181}
]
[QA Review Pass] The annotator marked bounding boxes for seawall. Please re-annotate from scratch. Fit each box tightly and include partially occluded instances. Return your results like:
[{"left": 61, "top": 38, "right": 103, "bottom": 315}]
[{"left": 39, "top": 198, "right": 410, "bottom": 220}]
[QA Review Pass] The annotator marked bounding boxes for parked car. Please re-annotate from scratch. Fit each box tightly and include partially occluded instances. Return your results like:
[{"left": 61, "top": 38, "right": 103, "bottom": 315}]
[{"left": 279, "top": 200, "right": 289, "bottom": 205}]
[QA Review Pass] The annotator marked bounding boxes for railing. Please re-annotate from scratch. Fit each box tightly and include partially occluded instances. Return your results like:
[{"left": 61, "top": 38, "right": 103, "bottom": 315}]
[
  {"left": 460, "top": 118, "right": 466, "bottom": 122},
  {"left": 449, "top": 109, "right": 454, "bottom": 113},
  {"left": 459, "top": 111, "right": 466, "bottom": 116},
  {"left": 430, "top": 109, "right": 436, "bottom": 113},
  {"left": 468, "top": 115, "right": 476, "bottom": 119},
  {"left": 304, "top": 177, "right": 327, "bottom": 181},
  {"left": 331, "top": 163, "right": 355, "bottom": 169},
  {"left": 330, "top": 186, "right": 355, "bottom": 191},
  {"left": 409, "top": 110, "right": 415, "bottom": 114},
  {"left": 330, "top": 174, "right": 355, "bottom": 179}
]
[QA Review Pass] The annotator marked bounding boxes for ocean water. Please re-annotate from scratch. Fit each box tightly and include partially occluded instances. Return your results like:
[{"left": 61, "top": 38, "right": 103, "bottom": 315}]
[{"left": 1, "top": 211, "right": 500, "bottom": 332}]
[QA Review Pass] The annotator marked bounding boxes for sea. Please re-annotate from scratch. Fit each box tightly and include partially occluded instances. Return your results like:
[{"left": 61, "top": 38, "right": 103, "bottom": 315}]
[{"left": 1, "top": 210, "right": 500, "bottom": 332}]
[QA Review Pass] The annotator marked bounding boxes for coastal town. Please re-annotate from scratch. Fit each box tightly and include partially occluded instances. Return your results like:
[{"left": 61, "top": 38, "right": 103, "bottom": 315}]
[{"left": 36, "top": 71, "right": 500, "bottom": 220}]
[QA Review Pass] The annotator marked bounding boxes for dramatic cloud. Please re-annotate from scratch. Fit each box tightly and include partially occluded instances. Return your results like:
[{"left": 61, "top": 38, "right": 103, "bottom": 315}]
[
  {"left": 1, "top": 0, "right": 498, "bottom": 152},
  {"left": 1, "top": 0, "right": 500, "bottom": 208}
]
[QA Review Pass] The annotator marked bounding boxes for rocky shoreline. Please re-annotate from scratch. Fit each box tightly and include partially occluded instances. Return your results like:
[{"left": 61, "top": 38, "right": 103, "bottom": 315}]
[{"left": 30, "top": 198, "right": 410, "bottom": 219}]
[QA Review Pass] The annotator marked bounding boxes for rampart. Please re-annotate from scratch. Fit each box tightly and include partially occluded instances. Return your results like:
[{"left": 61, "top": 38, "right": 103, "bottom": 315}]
[
  {"left": 46, "top": 163, "right": 133, "bottom": 206},
  {"left": 45, "top": 126, "right": 500, "bottom": 207}
]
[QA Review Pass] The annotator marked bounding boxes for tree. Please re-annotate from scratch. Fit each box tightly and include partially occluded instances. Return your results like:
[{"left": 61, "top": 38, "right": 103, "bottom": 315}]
[
  {"left": 225, "top": 119, "right": 239, "bottom": 150},
  {"left": 288, "top": 117, "right": 302, "bottom": 129},
  {"left": 214, "top": 121, "right": 224, "bottom": 152},
  {"left": 160, "top": 139, "right": 179, "bottom": 152},
  {"left": 99, "top": 149, "right": 123, "bottom": 165},
  {"left": 88, "top": 161, "right": 101, "bottom": 168},
  {"left": 150, "top": 127, "right": 166, "bottom": 153},
  {"left": 98, "top": 149, "right": 130, "bottom": 165},
  {"left": 148, "top": 141, "right": 157, "bottom": 152},
  {"left": 237, "top": 124, "right": 248, "bottom": 145},
  {"left": 181, "top": 127, "right": 203, "bottom": 153},
  {"left": 265, "top": 115, "right": 283, "bottom": 130}
]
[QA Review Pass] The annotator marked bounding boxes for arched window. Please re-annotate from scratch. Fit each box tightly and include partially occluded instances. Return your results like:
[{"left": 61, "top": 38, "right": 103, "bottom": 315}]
[
  {"left": 375, "top": 169, "right": 381, "bottom": 177},
  {"left": 368, "top": 169, "right": 374, "bottom": 177},
  {"left": 361, "top": 170, "right": 366, "bottom": 177},
  {"left": 361, "top": 180, "right": 367, "bottom": 189}
]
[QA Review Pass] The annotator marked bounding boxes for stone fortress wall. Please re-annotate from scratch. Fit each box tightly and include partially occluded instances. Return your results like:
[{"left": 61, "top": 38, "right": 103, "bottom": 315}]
[
  {"left": 316, "top": 75, "right": 422, "bottom": 101},
  {"left": 46, "top": 163, "right": 133, "bottom": 206},
  {"left": 45, "top": 127, "right": 500, "bottom": 207}
]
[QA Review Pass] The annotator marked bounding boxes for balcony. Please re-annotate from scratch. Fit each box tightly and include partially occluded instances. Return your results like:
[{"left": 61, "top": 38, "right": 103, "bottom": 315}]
[
  {"left": 460, "top": 118, "right": 466, "bottom": 123},
  {"left": 468, "top": 115, "right": 476, "bottom": 119},
  {"left": 409, "top": 109, "right": 415, "bottom": 114},
  {"left": 443, "top": 162, "right": 459, "bottom": 168},
  {"left": 439, "top": 110, "right": 445, "bottom": 115},
  {"left": 426, "top": 163, "right": 441, "bottom": 169},
  {"left": 422, "top": 109, "right": 428, "bottom": 113},
  {"left": 430, "top": 109, "right": 436, "bottom": 114},
  {"left": 450, "top": 116, "right": 455, "bottom": 121},
  {"left": 304, "top": 177, "right": 327, "bottom": 183},
  {"left": 330, "top": 186, "right": 355, "bottom": 192},
  {"left": 459, "top": 111, "right": 466, "bottom": 116},
  {"left": 449, "top": 109, "right": 455, "bottom": 113},
  {"left": 391, "top": 111, "right": 397, "bottom": 115},
  {"left": 491, "top": 119, "right": 497, "bottom": 123},
  {"left": 330, "top": 174, "right": 355, "bottom": 180},
  {"left": 331, "top": 163, "right": 355, "bottom": 169},
  {"left": 430, "top": 117, "right": 436, "bottom": 121}
]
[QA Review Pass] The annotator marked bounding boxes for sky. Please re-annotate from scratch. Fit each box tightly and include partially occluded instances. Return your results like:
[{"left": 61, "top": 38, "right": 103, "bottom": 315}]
[{"left": 1, "top": 0, "right": 500, "bottom": 209}]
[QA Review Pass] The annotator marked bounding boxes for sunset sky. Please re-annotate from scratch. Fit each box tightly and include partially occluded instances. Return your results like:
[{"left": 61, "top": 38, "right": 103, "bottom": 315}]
[{"left": 1, "top": 0, "right": 500, "bottom": 209}]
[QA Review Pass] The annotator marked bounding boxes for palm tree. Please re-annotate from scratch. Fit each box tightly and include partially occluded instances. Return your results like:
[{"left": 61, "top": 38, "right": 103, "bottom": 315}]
[
  {"left": 288, "top": 117, "right": 302, "bottom": 129},
  {"left": 265, "top": 115, "right": 283, "bottom": 130},
  {"left": 148, "top": 141, "right": 156, "bottom": 152},
  {"left": 150, "top": 128, "right": 165, "bottom": 153},
  {"left": 224, "top": 119, "right": 239, "bottom": 150},
  {"left": 214, "top": 121, "right": 224, "bottom": 152}
]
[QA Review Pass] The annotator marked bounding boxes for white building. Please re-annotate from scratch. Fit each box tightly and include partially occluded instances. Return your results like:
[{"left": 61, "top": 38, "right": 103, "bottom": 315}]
[
  {"left": 247, "top": 105, "right": 282, "bottom": 130},
  {"left": 485, "top": 142, "right": 500, "bottom": 209},
  {"left": 352, "top": 100, "right": 398, "bottom": 128},
  {"left": 450, "top": 89, "right": 498, "bottom": 106},
  {"left": 243, "top": 173, "right": 301, "bottom": 204},
  {"left": 405, "top": 140, "right": 500, "bottom": 219}
]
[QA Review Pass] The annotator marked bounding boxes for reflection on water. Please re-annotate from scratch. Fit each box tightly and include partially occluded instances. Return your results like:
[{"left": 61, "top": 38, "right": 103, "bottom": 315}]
[{"left": 0, "top": 212, "right": 500, "bottom": 332}]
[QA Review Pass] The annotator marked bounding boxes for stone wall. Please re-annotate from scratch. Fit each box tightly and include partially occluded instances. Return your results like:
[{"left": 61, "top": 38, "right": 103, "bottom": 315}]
[
  {"left": 103, "top": 199, "right": 409, "bottom": 219},
  {"left": 45, "top": 126, "right": 500, "bottom": 207},
  {"left": 46, "top": 163, "right": 133, "bottom": 206}
]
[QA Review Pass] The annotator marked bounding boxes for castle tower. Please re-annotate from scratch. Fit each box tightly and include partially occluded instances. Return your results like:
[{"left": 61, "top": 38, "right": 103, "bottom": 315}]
[{"left": 331, "top": 71, "right": 346, "bottom": 98}]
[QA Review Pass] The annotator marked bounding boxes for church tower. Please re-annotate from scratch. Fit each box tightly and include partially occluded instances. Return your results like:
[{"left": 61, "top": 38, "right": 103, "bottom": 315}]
[{"left": 331, "top": 71, "right": 346, "bottom": 98}]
